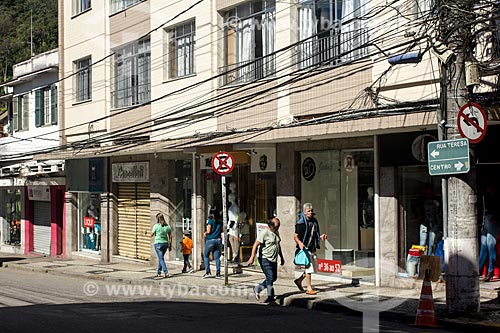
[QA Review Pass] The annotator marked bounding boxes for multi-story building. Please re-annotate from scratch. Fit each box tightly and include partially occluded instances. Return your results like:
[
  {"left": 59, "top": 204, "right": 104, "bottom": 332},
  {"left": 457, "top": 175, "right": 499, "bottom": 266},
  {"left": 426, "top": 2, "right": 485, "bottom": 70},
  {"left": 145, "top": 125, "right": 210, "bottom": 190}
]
[
  {"left": 0, "top": 49, "right": 64, "bottom": 256},
  {"left": 46, "top": 0, "right": 500, "bottom": 286}
]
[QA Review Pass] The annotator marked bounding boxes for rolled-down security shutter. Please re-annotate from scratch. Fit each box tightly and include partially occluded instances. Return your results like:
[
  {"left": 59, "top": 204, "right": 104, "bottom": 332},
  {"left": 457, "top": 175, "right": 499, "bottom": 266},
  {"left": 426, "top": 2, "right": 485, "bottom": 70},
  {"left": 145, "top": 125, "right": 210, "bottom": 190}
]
[
  {"left": 136, "top": 183, "right": 151, "bottom": 260},
  {"left": 117, "top": 183, "right": 150, "bottom": 260},
  {"left": 33, "top": 201, "right": 51, "bottom": 255}
]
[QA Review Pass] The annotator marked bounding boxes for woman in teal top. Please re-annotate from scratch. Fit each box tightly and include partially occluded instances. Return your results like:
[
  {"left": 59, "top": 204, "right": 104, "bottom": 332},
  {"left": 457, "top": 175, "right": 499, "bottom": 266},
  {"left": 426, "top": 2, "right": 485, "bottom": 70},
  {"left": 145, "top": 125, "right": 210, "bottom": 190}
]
[{"left": 150, "top": 213, "right": 172, "bottom": 278}]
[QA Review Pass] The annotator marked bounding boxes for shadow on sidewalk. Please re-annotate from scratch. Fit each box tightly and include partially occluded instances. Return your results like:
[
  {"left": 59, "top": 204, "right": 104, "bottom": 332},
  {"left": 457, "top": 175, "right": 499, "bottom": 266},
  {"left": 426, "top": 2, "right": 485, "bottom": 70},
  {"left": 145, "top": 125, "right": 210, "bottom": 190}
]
[{"left": 0, "top": 257, "right": 27, "bottom": 267}]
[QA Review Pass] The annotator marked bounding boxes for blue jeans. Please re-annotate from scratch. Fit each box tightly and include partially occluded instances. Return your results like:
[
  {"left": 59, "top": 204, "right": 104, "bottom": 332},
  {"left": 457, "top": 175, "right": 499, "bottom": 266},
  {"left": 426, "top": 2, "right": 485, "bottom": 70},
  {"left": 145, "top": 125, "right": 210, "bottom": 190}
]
[
  {"left": 255, "top": 257, "right": 278, "bottom": 302},
  {"left": 204, "top": 238, "right": 221, "bottom": 274},
  {"left": 420, "top": 224, "right": 439, "bottom": 255},
  {"left": 154, "top": 243, "right": 169, "bottom": 275},
  {"left": 479, "top": 234, "right": 497, "bottom": 274}
]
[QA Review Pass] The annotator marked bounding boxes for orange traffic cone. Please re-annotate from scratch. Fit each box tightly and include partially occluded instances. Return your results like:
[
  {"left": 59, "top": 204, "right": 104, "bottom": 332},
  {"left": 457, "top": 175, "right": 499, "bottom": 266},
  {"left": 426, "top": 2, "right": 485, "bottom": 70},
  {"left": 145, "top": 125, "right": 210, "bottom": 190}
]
[{"left": 414, "top": 269, "right": 437, "bottom": 327}]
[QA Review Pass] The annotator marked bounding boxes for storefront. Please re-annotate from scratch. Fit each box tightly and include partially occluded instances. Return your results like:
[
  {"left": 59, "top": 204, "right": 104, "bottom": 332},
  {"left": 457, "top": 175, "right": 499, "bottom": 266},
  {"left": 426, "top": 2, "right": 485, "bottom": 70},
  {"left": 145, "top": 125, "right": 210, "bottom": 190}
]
[
  {"left": 0, "top": 188, "right": 23, "bottom": 249},
  {"left": 78, "top": 193, "right": 102, "bottom": 253},
  {"left": 66, "top": 158, "right": 105, "bottom": 257},
  {"left": 200, "top": 148, "right": 277, "bottom": 261},
  {"left": 113, "top": 161, "right": 151, "bottom": 260},
  {"left": 381, "top": 132, "right": 444, "bottom": 279},
  {"left": 299, "top": 149, "right": 375, "bottom": 274}
]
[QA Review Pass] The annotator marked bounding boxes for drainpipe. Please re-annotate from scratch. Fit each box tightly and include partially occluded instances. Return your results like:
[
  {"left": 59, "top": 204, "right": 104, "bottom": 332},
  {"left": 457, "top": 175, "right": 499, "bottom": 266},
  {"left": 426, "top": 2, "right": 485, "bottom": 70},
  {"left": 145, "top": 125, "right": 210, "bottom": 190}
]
[
  {"left": 58, "top": 0, "right": 66, "bottom": 145},
  {"left": 192, "top": 152, "right": 198, "bottom": 269},
  {"left": 374, "top": 134, "right": 380, "bottom": 286}
]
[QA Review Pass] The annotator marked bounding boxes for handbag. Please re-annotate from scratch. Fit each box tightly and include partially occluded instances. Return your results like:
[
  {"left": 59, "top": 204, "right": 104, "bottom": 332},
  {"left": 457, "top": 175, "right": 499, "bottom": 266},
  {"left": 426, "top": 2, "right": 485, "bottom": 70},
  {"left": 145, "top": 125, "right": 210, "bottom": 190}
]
[{"left": 294, "top": 249, "right": 310, "bottom": 266}]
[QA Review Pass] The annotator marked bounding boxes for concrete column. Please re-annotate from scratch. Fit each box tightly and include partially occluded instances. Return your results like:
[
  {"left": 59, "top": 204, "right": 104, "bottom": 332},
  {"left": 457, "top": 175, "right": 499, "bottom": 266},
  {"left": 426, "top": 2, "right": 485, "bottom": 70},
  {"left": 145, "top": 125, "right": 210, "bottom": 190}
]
[
  {"left": 64, "top": 192, "right": 77, "bottom": 259},
  {"left": 100, "top": 192, "right": 118, "bottom": 263},
  {"left": 276, "top": 144, "right": 299, "bottom": 279},
  {"left": 446, "top": 175, "right": 479, "bottom": 313},
  {"left": 378, "top": 167, "right": 399, "bottom": 287}
]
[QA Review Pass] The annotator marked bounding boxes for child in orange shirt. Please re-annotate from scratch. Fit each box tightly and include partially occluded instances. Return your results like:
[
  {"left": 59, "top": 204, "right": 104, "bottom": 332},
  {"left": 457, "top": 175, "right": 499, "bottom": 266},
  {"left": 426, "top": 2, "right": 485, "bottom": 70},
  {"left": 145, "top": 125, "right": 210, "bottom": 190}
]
[{"left": 181, "top": 230, "right": 194, "bottom": 273}]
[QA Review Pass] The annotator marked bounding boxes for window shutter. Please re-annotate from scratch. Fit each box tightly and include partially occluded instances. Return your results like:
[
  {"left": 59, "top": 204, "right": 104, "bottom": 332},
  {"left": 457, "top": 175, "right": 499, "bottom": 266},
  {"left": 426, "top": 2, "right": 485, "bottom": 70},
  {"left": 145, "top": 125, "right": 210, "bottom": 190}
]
[
  {"left": 35, "top": 90, "right": 43, "bottom": 127},
  {"left": 50, "top": 85, "right": 58, "bottom": 124},
  {"left": 12, "top": 97, "right": 19, "bottom": 131},
  {"left": 18, "top": 97, "right": 23, "bottom": 130}
]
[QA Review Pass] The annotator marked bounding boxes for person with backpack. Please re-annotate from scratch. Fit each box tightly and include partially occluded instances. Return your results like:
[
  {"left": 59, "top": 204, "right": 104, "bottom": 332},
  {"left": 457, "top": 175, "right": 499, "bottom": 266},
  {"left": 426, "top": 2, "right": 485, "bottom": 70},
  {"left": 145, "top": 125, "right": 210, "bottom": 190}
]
[
  {"left": 247, "top": 217, "right": 285, "bottom": 305},
  {"left": 293, "top": 203, "right": 327, "bottom": 295}
]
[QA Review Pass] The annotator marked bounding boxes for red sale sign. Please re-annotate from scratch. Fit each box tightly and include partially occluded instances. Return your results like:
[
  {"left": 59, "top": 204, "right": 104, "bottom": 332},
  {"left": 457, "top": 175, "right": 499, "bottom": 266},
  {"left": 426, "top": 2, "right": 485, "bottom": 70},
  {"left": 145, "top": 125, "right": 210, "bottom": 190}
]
[
  {"left": 83, "top": 217, "right": 95, "bottom": 228},
  {"left": 317, "top": 259, "right": 342, "bottom": 274}
]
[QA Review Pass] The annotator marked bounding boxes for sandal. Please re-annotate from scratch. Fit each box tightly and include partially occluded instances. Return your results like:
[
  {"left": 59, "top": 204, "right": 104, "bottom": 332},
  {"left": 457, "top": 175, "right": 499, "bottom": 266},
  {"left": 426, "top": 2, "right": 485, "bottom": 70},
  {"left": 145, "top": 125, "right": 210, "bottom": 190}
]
[{"left": 305, "top": 290, "right": 318, "bottom": 295}]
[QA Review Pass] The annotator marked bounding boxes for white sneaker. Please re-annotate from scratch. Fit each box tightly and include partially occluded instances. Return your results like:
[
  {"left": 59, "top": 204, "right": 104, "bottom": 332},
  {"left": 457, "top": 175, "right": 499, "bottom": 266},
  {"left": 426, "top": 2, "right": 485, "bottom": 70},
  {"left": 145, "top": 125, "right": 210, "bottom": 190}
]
[
  {"left": 188, "top": 269, "right": 194, "bottom": 274},
  {"left": 202, "top": 272, "right": 212, "bottom": 279}
]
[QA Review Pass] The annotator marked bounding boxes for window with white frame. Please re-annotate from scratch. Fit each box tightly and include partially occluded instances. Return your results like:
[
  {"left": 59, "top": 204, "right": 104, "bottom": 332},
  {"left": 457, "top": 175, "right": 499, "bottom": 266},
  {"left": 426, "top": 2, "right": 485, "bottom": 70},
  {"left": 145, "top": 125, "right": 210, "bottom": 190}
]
[
  {"left": 35, "top": 85, "right": 58, "bottom": 127},
  {"left": 221, "top": 0, "right": 276, "bottom": 85},
  {"left": 74, "top": 57, "right": 92, "bottom": 103},
  {"left": 110, "top": 0, "right": 144, "bottom": 14},
  {"left": 113, "top": 38, "right": 151, "bottom": 108},
  {"left": 73, "top": 0, "right": 91, "bottom": 16},
  {"left": 12, "top": 94, "right": 29, "bottom": 132},
  {"left": 167, "top": 20, "right": 196, "bottom": 79},
  {"left": 297, "top": 0, "right": 369, "bottom": 69}
]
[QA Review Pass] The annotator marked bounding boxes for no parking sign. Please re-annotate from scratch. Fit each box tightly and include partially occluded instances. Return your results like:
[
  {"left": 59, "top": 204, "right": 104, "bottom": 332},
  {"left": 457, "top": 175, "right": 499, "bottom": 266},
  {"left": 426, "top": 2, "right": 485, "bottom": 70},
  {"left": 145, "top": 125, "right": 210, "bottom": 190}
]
[{"left": 212, "top": 151, "right": 235, "bottom": 175}]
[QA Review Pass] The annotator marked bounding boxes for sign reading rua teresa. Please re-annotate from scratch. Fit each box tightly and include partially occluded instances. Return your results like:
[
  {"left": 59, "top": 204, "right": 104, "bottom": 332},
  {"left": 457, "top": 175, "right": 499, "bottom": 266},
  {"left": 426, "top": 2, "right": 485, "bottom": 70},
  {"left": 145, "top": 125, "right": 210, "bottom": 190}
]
[{"left": 112, "top": 162, "right": 149, "bottom": 183}]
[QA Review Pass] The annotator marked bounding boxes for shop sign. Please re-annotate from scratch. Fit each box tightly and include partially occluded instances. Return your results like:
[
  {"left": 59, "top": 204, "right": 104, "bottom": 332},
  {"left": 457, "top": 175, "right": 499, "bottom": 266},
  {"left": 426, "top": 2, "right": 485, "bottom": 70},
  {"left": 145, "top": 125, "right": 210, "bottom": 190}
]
[
  {"left": 200, "top": 154, "right": 213, "bottom": 170},
  {"left": 112, "top": 162, "right": 149, "bottom": 182},
  {"left": 301, "top": 157, "right": 316, "bottom": 181},
  {"left": 317, "top": 259, "right": 342, "bottom": 273},
  {"left": 83, "top": 217, "right": 95, "bottom": 228},
  {"left": 250, "top": 148, "right": 276, "bottom": 173},
  {"left": 27, "top": 186, "right": 50, "bottom": 201}
]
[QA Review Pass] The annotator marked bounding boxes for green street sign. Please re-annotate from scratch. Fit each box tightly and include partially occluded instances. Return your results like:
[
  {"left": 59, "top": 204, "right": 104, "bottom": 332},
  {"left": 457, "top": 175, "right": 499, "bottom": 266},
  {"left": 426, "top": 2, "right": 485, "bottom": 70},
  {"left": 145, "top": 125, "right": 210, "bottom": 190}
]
[{"left": 428, "top": 138, "right": 470, "bottom": 176}]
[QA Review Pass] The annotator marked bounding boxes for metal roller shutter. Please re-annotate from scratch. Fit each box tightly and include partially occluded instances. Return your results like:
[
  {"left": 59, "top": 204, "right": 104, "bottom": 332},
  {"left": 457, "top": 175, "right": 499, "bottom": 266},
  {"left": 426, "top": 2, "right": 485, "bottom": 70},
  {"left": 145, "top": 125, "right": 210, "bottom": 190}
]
[
  {"left": 33, "top": 201, "right": 51, "bottom": 255},
  {"left": 136, "top": 183, "right": 151, "bottom": 260},
  {"left": 117, "top": 183, "right": 150, "bottom": 260}
]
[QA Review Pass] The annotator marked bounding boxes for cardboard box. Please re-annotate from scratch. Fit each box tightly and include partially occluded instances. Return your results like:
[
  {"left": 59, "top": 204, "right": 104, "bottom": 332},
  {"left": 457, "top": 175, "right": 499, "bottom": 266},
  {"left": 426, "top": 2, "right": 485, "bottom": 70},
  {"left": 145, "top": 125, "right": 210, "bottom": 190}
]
[{"left": 360, "top": 227, "right": 374, "bottom": 250}]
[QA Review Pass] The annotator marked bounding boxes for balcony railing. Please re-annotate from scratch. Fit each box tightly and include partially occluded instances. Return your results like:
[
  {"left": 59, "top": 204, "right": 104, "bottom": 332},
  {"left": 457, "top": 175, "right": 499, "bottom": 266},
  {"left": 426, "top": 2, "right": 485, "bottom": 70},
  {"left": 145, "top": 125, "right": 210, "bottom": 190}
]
[
  {"left": 219, "top": 54, "right": 276, "bottom": 87},
  {"left": 296, "top": 28, "right": 369, "bottom": 70}
]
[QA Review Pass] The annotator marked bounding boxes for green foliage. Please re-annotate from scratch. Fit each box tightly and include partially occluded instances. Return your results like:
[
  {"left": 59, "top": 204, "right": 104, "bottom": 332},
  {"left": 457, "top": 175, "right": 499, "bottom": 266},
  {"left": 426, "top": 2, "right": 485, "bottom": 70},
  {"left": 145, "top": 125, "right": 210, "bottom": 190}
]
[{"left": 0, "top": 0, "right": 58, "bottom": 81}]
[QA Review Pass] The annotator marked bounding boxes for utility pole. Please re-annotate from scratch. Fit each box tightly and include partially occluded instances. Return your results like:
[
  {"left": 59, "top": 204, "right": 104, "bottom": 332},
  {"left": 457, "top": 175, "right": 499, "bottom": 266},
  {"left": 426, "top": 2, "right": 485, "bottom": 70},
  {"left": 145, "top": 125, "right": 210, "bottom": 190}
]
[{"left": 439, "top": 0, "right": 480, "bottom": 313}]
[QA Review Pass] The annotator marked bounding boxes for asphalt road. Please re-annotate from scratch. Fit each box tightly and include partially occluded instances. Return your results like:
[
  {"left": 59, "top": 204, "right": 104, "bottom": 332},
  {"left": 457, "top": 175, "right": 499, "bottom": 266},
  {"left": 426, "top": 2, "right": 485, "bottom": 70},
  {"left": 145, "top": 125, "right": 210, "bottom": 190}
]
[{"left": 0, "top": 269, "right": 461, "bottom": 332}]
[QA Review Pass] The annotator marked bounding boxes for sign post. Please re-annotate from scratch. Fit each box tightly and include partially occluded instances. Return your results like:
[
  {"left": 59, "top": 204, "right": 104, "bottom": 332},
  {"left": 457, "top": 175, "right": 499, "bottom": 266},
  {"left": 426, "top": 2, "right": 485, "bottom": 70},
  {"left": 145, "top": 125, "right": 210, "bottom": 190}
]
[
  {"left": 427, "top": 138, "right": 470, "bottom": 176},
  {"left": 211, "top": 151, "right": 235, "bottom": 285}
]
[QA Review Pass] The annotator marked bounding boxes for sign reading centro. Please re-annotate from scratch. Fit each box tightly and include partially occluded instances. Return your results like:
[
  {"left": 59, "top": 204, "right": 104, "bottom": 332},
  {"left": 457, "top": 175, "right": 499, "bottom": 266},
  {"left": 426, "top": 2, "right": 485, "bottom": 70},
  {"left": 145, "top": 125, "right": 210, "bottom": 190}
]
[{"left": 212, "top": 151, "right": 235, "bottom": 175}]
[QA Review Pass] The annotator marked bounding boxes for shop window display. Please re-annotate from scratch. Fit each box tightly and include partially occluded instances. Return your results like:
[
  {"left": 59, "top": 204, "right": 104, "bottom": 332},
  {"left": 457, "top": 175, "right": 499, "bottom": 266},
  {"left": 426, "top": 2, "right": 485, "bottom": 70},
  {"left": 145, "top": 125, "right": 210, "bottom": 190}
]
[
  {"left": 1, "top": 189, "right": 22, "bottom": 246},
  {"left": 398, "top": 166, "right": 443, "bottom": 277},
  {"left": 79, "top": 194, "right": 101, "bottom": 252}
]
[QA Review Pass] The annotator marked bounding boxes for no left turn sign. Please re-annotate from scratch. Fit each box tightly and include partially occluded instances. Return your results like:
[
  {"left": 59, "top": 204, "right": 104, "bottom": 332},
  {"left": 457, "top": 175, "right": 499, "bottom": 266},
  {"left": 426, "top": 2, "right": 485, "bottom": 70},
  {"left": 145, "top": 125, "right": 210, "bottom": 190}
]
[
  {"left": 212, "top": 151, "right": 235, "bottom": 175},
  {"left": 457, "top": 102, "right": 487, "bottom": 144}
]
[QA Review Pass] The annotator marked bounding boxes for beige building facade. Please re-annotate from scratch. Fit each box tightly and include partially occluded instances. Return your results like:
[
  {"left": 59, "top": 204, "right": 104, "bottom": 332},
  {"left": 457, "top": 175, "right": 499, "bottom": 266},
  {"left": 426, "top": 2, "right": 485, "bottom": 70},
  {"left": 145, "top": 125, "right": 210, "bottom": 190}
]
[{"left": 54, "top": 0, "right": 500, "bottom": 287}]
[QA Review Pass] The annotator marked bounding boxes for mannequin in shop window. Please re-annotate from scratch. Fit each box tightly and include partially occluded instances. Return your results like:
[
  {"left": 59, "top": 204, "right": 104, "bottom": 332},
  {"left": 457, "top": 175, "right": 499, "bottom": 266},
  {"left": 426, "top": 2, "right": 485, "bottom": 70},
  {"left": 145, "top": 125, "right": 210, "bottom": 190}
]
[
  {"left": 86, "top": 203, "right": 100, "bottom": 251},
  {"left": 362, "top": 187, "right": 374, "bottom": 228},
  {"left": 227, "top": 192, "right": 241, "bottom": 263},
  {"left": 420, "top": 186, "right": 443, "bottom": 256}
]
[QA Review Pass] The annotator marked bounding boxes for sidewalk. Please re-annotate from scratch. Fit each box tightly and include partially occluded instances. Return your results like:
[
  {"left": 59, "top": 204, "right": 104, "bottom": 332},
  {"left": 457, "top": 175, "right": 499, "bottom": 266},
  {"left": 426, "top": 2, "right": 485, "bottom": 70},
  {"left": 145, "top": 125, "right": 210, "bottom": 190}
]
[{"left": 1, "top": 253, "right": 499, "bottom": 331}]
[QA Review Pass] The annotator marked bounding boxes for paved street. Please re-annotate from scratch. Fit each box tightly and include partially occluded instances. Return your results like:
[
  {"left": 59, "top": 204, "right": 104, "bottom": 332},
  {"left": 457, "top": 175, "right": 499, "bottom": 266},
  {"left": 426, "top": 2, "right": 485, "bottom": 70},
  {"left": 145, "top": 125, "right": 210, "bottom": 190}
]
[{"left": 0, "top": 269, "right": 464, "bottom": 332}]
